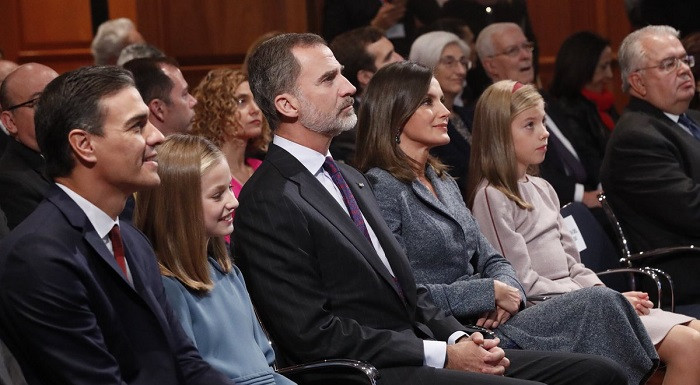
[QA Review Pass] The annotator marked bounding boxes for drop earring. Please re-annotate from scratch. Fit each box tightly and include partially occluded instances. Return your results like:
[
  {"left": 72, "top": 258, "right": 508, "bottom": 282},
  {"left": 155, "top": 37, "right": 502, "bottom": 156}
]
[{"left": 395, "top": 128, "right": 402, "bottom": 144}]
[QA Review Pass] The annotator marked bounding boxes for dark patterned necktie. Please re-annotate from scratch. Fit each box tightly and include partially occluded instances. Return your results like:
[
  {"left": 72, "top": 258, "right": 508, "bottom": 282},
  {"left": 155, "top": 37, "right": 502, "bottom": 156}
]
[
  {"left": 322, "top": 157, "right": 405, "bottom": 301},
  {"left": 678, "top": 114, "right": 700, "bottom": 141},
  {"left": 322, "top": 157, "right": 371, "bottom": 242}
]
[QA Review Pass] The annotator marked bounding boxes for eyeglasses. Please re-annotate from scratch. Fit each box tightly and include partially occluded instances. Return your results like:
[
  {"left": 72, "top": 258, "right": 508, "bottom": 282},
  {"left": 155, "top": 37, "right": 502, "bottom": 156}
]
[
  {"left": 438, "top": 56, "right": 472, "bottom": 70},
  {"left": 634, "top": 54, "right": 695, "bottom": 73},
  {"left": 490, "top": 42, "right": 535, "bottom": 58},
  {"left": 4, "top": 96, "right": 40, "bottom": 111}
]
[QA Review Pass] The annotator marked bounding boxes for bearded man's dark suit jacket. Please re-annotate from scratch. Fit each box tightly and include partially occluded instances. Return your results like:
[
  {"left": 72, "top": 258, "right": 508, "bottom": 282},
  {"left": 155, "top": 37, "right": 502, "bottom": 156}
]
[
  {"left": 600, "top": 97, "right": 700, "bottom": 308},
  {"left": 0, "top": 186, "right": 234, "bottom": 385},
  {"left": 0, "top": 139, "right": 51, "bottom": 229},
  {"left": 234, "top": 144, "right": 624, "bottom": 385}
]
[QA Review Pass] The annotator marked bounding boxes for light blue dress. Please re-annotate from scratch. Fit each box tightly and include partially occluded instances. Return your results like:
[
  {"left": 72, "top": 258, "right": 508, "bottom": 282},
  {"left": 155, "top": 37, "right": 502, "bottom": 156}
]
[{"left": 162, "top": 258, "right": 296, "bottom": 385}]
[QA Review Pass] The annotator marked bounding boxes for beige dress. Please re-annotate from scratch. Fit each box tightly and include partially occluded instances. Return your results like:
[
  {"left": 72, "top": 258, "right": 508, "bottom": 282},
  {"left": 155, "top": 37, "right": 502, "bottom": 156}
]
[{"left": 471, "top": 175, "right": 694, "bottom": 344}]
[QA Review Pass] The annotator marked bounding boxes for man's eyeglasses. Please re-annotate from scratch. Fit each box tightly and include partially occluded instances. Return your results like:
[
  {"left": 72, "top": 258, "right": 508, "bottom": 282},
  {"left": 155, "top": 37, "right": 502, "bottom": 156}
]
[
  {"left": 4, "top": 96, "right": 40, "bottom": 111},
  {"left": 634, "top": 54, "right": 695, "bottom": 73},
  {"left": 439, "top": 56, "right": 472, "bottom": 70},
  {"left": 490, "top": 42, "right": 535, "bottom": 58}
]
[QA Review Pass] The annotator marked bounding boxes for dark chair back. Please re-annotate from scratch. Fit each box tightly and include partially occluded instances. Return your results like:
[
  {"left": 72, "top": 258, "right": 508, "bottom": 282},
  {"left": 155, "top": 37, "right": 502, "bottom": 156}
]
[
  {"left": 598, "top": 194, "right": 633, "bottom": 260},
  {"left": 560, "top": 202, "right": 628, "bottom": 289}
]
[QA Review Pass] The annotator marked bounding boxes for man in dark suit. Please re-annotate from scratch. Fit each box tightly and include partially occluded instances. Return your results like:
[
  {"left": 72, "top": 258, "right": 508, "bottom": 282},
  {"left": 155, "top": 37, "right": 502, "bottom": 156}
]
[
  {"left": 0, "top": 66, "right": 235, "bottom": 385},
  {"left": 0, "top": 63, "right": 57, "bottom": 229},
  {"left": 235, "top": 32, "right": 625, "bottom": 385},
  {"left": 600, "top": 25, "right": 700, "bottom": 307},
  {"left": 475, "top": 23, "right": 603, "bottom": 209}
]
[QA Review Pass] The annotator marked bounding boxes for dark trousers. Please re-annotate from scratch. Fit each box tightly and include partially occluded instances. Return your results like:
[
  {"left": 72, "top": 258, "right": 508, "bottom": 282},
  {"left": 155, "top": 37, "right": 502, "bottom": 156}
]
[{"left": 377, "top": 350, "right": 627, "bottom": 385}]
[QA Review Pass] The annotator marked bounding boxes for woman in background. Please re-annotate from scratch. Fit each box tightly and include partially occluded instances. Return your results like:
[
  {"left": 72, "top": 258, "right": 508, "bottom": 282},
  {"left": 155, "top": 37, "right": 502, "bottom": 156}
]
[
  {"left": 355, "top": 61, "right": 657, "bottom": 385},
  {"left": 549, "top": 31, "right": 615, "bottom": 189},
  {"left": 192, "top": 68, "right": 270, "bottom": 199},
  {"left": 468, "top": 80, "right": 700, "bottom": 385},
  {"left": 408, "top": 31, "right": 473, "bottom": 193},
  {"left": 135, "top": 135, "right": 295, "bottom": 385}
]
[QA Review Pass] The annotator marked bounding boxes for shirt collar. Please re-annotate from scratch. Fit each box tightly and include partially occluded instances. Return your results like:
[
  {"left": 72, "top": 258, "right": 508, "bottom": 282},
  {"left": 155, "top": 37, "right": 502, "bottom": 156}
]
[
  {"left": 273, "top": 134, "right": 331, "bottom": 175},
  {"left": 56, "top": 183, "right": 119, "bottom": 239},
  {"left": 664, "top": 111, "right": 680, "bottom": 123}
]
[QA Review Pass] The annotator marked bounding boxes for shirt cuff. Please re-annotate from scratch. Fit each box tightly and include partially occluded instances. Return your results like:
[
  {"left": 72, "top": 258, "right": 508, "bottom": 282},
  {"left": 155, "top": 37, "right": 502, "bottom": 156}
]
[
  {"left": 423, "top": 340, "right": 447, "bottom": 368},
  {"left": 448, "top": 331, "right": 468, "bottom": 345},
  {"left": 423, "top": 331, "right": 469, "bottom": 368},
  {"left": 573, "top": 183, "right": 584, "bottom": 202}
]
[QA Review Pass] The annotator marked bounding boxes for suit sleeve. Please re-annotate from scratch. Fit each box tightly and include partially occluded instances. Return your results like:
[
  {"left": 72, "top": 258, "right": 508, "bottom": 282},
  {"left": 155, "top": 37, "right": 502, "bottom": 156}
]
[
  {"left": 0, "top": 234, "right": 129, "bottom": 385},
  {"left": 603, "top": 118, "right": 700, "bottom": 236},
  {"left": 234, "top": 186, "right": 427, "bottom": 369}
]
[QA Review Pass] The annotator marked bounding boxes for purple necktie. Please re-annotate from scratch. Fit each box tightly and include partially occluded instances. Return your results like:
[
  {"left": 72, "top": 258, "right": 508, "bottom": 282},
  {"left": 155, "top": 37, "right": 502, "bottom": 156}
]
[
  {"left": 323, "top": 157, "right": 405, "bottom": 301},
  {"left": 322, "top": 157, "right": 371, "bottom": 242}
]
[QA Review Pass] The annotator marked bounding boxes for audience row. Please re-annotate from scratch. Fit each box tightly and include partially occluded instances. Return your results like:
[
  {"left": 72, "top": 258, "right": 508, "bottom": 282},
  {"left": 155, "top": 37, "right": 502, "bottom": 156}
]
[{"left": 0, "top": 14, "right": 699, "bottom": 385}]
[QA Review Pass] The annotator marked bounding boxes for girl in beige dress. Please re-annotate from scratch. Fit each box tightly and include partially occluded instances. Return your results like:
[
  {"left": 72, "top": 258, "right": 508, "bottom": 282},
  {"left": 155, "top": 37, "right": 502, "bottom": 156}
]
[{"left": 466, "top": 80, "right": 700, "bottom": 385}]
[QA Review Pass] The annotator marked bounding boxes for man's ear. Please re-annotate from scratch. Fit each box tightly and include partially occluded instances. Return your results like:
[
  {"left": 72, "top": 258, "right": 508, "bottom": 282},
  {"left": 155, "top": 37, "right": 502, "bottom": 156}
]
[
  {"left": 274, "top": 93, "right": 299, "bottom": 119},
  {"left": 628, "top": 73, "right": 646, "bottom": 96},
  {"left": 481, "top": 58, "right": 499, "bottom": 80},
  {"left": 357, "top": 69, "right": 374, "bottom": 90},
  {"left": 67, "top": 129, "right": 97, "bottom": 164},
  {"left": 148, "top": 99, "right": 166, "bottom": 122},
  {"left": 0, "top": 111, "right": 17, "bottom": 136}
]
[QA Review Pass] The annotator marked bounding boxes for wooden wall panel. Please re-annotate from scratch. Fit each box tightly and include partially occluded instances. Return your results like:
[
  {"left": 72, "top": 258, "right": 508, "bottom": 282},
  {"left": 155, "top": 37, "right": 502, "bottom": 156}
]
[
  {"left": 109, "top": 0, "right": 138, "bottom": 23},
  {"left": 528, "top": 0, "right": 632, "bottom": 110},
  {"left": 137, "top": 0, "right": 310, "bottom": 88}
]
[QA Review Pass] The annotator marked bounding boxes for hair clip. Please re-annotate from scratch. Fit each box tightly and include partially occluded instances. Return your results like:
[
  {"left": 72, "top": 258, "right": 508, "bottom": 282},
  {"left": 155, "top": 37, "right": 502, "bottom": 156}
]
[{"left": 512, "top": 81, "right": 524, "bottom": 93}]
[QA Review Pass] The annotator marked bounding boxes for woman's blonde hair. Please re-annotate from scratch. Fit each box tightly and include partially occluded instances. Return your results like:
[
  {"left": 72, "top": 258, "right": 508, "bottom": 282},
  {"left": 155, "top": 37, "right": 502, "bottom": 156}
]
[
  {"left": 192, "top": 68, "right": 270, "bottom": 155},
  {"left": 134, "top": 134, "right": 232, "bottom": 292},
  {"left": 466, "top": 80, "right": 543, "bottom": 209}
]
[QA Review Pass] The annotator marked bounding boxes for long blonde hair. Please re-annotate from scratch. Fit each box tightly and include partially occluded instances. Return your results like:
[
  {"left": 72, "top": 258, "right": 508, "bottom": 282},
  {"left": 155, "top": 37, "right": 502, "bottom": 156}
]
[
  {"left": 135, "top": 134, "right": 232, "bottom": 292},
  {"left": 466, "top": 80, "right": 543, "bottom": 209}
]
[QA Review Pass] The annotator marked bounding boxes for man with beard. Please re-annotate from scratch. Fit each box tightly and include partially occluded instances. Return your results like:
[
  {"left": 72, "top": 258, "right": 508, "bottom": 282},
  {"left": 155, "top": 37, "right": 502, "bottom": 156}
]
[{"left": 233, "top": 32, "right": 626, "bottom": 385}]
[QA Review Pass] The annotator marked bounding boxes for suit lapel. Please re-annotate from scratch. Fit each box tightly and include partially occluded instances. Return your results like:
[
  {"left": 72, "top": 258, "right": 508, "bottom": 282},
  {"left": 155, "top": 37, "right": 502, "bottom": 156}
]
[
  {"left": 342, "top": 165, "right": 415, "bottom": 308},
  {"left": 47, "top": 188, "right": 134, "bottom": 289},
  {"left": 411, "top": 168, "right": 464, "bottom": 230},
  {"left": 268, "top": 145, "right": 407, "bottom": 304}
]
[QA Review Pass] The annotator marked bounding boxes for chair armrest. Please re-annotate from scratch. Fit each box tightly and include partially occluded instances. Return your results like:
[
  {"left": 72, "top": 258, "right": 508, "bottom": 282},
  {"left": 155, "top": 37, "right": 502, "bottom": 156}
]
[
  {"left": 596, "top": 267, "right": 671, "bottom": 310},
  {"left": 277, "top": 359, "right": 379, "bottom": 385},
  {"left": 526, "top": 292, "right": 565, "bottom": 303},
  {"left": 626, "top": 246, "right": 700, "bottom": 264},
  {"left": 463, "top": 324, "right": 496, "bottom": 339}
]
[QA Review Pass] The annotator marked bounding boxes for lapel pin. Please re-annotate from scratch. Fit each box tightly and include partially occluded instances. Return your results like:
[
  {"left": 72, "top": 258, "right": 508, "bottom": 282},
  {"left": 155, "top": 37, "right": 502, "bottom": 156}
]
[{"left": 358, "top": 182, "right": 365, "bottom": 188}]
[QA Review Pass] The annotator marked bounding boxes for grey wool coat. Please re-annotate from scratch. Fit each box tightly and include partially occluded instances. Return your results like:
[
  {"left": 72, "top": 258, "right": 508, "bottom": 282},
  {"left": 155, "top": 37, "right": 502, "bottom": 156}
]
[{"left": 367, "top": 166, "right": 659, "bottom": 385}]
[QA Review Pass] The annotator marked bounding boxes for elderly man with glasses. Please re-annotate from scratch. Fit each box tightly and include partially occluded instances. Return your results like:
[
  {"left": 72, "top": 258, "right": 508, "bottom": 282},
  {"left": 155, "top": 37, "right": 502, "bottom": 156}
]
[
  {"left": 600, "top": 25, "right": 700, "bottom": 316},
  {"left": 0, "top": 63, "right": 58, "bottom": 229},
  {"left": 475, "top": 22, "right": 603, "bottom": 211}
]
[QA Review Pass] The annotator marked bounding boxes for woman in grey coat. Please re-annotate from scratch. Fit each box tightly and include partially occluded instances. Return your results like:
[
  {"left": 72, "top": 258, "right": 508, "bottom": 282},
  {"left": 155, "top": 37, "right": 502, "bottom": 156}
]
[{"left": 354, "top": 61, "right": 658, "bottom": 385}]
